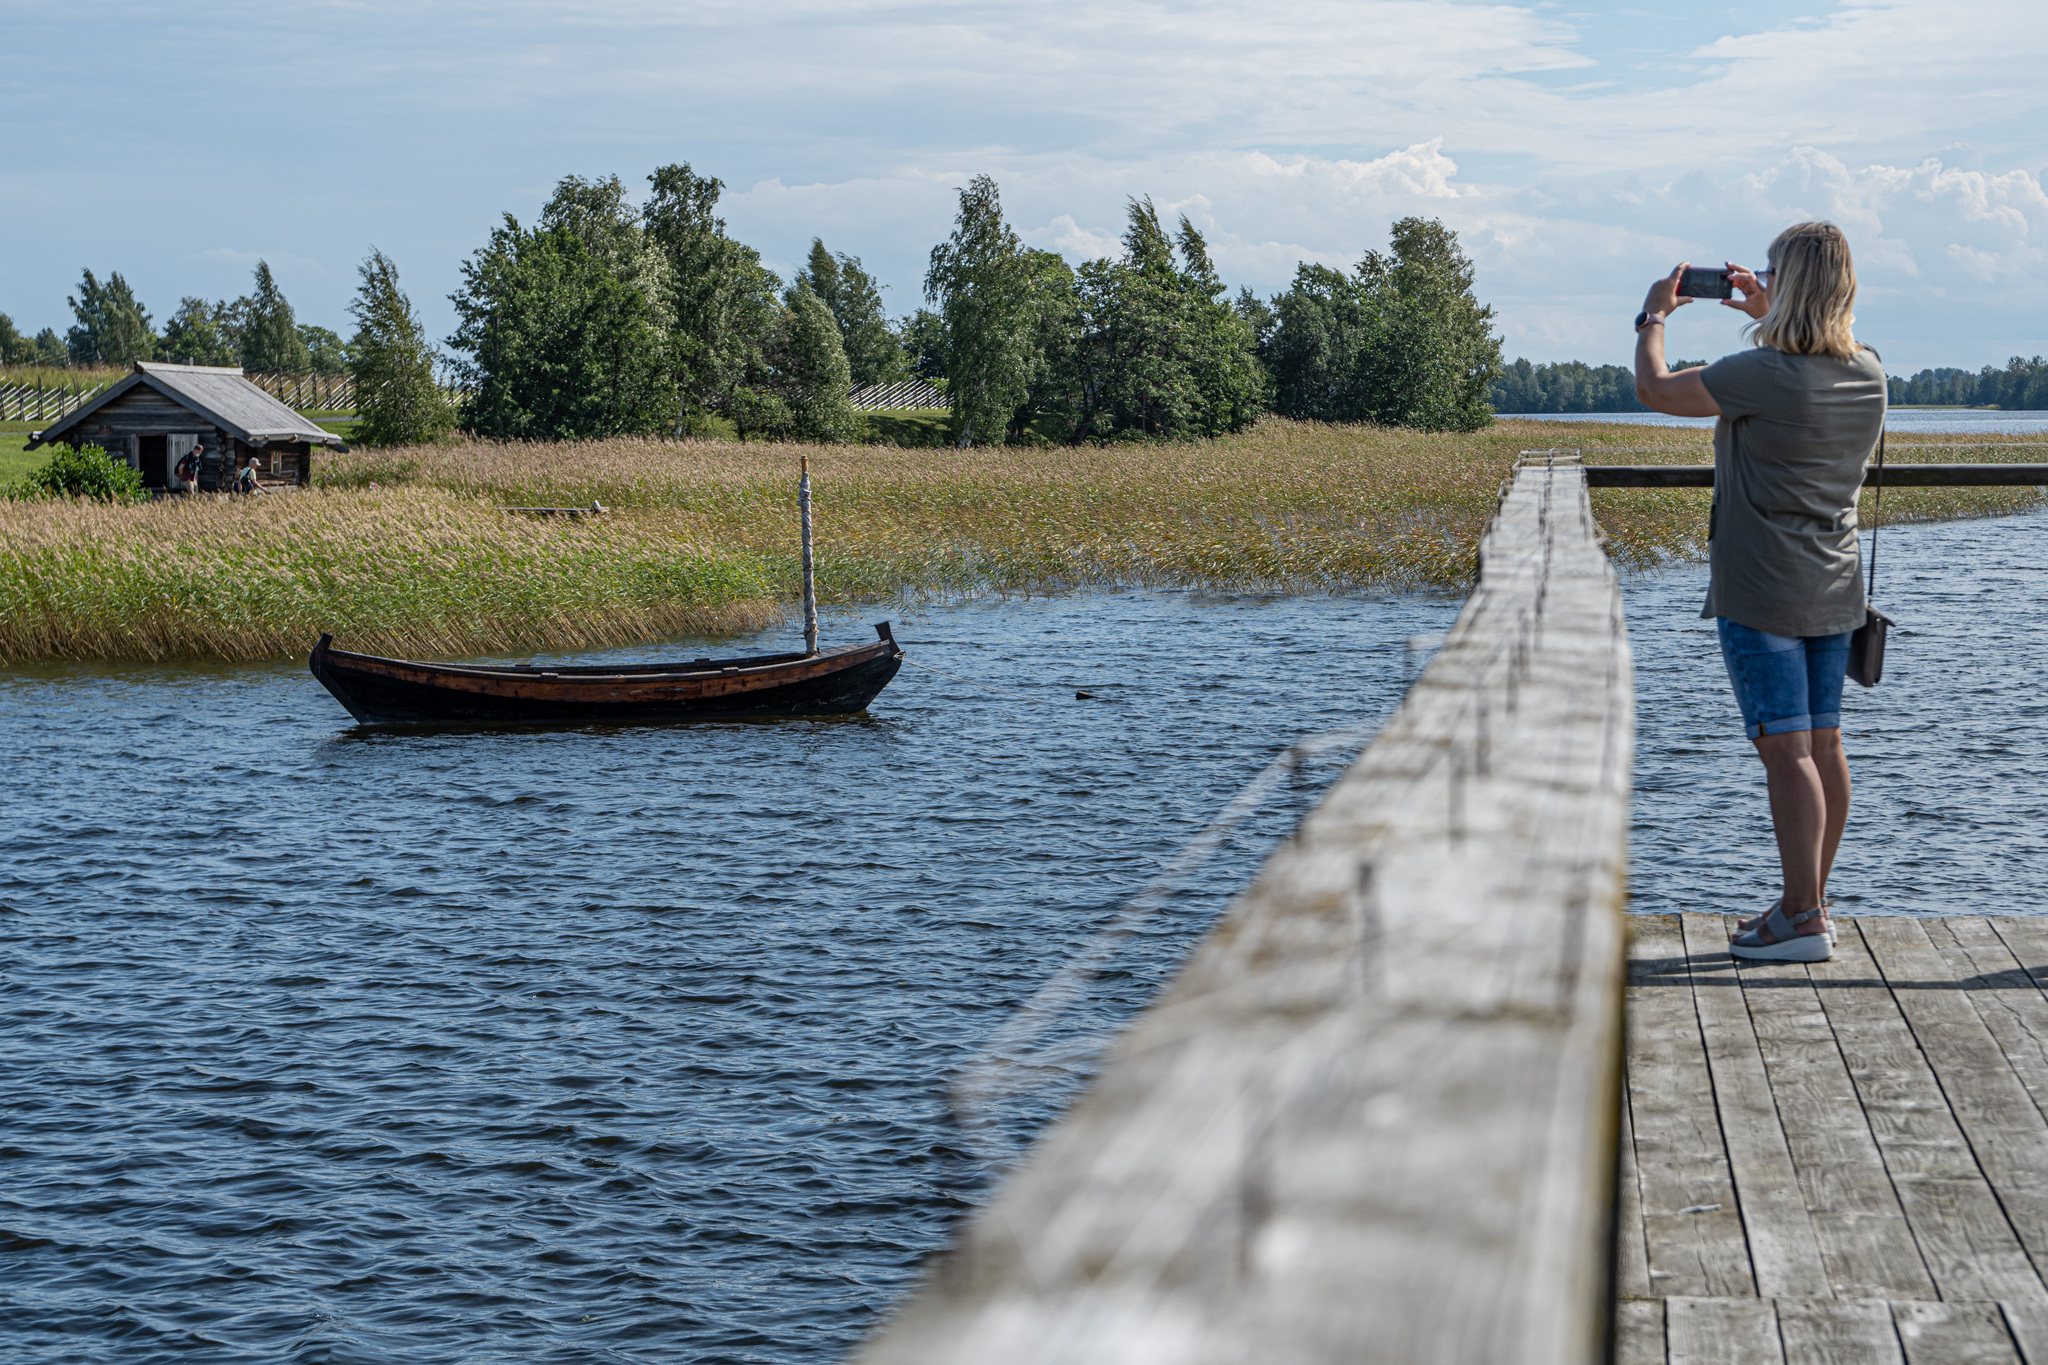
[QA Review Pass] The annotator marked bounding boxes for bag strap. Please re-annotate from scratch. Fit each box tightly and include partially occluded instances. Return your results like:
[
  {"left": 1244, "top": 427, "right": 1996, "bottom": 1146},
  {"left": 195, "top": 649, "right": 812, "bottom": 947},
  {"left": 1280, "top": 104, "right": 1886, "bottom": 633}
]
[{"left": 1867, "top": 429, "right": 1885, "bottom": 602}]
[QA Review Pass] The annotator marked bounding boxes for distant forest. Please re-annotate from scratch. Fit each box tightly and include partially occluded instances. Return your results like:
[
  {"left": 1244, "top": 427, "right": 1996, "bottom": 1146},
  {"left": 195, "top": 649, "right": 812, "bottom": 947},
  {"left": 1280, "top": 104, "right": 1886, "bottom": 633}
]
[
  {"left": 1886, "top": 360, "right": 2048, "bottom": 409},
  {"left": 1493, "top": 355, "right": 2048, "bottom": 413},
  {"left": 10, "top": 185, "right": 2047, "bottom": 443}
]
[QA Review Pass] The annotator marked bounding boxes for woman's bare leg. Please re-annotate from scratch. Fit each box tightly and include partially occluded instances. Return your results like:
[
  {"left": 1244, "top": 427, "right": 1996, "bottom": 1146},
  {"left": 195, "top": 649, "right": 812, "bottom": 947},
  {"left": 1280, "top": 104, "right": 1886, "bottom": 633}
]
[
  {"left": 1809, "top": 727, "right": 1850, "bottom": 899},
  {"left": 1751, "top": 730, "right": 1829, "bottom": 920}
]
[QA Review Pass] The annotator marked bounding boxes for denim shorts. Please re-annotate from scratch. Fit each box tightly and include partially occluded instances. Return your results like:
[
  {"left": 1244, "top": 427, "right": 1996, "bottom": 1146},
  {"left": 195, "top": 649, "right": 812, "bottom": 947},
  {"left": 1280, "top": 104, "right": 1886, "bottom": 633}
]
[{"left": 1716, "top": 619, "right": 1851, "bottom": 738}]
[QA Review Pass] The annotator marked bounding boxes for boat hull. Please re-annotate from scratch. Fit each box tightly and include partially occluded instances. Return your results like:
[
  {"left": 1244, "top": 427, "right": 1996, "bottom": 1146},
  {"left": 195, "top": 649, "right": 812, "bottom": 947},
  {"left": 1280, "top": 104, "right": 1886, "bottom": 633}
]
[{"left": 309, "top": 626, "right": 905, "bottom": 726}]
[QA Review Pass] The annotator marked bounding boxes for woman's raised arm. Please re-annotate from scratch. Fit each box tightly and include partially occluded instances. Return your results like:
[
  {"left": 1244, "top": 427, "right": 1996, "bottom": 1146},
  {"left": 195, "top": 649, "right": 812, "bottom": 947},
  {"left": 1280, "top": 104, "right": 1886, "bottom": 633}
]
[{"left": 1634, "top": 262, "right": 1722, "bottom": 417}]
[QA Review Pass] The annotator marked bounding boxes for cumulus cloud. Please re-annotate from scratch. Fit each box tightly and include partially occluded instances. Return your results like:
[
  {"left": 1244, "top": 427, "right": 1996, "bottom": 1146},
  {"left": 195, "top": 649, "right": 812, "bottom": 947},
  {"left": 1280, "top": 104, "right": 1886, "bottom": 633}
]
[{"left": 3, "top": 0, "right": 2044, "bottom": 368}]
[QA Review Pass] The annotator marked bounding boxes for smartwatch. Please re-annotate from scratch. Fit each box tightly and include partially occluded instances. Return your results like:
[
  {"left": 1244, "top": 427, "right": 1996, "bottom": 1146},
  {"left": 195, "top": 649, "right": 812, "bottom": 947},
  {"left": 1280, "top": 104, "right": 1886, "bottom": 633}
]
[{"left": 1634, "top": 311, "right": 1665, "bottom": 332}]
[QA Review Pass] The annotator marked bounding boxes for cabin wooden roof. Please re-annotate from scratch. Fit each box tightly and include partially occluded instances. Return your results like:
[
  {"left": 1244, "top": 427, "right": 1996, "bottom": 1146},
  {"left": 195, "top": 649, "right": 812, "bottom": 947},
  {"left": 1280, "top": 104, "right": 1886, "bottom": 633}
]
[{"left": 29, "top": 361, "right": 344, "bottom": 449}]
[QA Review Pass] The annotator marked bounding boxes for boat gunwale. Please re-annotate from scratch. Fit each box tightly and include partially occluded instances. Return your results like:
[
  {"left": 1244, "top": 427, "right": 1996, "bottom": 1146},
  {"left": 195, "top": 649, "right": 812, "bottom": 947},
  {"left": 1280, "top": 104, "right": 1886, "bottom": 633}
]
[{"left": 314, "top": 637, "right": 892, "bottom": 687}]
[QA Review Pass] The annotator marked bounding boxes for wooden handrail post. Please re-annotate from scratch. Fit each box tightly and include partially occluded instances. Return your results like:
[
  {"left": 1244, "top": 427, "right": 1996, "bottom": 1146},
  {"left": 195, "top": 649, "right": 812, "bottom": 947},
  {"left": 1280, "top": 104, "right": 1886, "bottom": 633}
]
[{"left": 861, "top": 454, "right": 1634, "bottom": 1365}]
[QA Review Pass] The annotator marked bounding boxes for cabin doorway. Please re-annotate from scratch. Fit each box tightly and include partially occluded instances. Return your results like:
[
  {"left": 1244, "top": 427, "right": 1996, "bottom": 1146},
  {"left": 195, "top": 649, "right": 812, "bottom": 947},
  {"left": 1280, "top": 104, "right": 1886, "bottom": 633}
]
[
  {"left": 138, "top": 434, "right": 168, "bottom": 490},
  {"left": 167, "top": 434, "right": 199, "bottom": 491}
]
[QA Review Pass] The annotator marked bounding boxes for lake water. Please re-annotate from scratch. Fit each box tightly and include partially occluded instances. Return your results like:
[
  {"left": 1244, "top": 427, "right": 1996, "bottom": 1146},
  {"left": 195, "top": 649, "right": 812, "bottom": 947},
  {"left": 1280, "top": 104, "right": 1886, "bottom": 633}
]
[
  {"left": 1505, "top": 408, "right": 2048, "bottom": 436},
  {"left": 5, "top": 508, "right": 2043, "bottom": 1362},
  {"left": 0, "top": 591, "right": 1459, "bottom": 1364}
]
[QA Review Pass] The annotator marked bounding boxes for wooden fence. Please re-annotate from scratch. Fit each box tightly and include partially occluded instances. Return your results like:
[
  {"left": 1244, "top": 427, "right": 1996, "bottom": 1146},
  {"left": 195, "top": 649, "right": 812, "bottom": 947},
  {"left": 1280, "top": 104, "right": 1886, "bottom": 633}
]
[
  {"left": 1, "top": 371, "right": 472, "bottom": 424},
  {"left": 0, "top": 381, "right": 110, "bottom": 422},
  {"left": 240, "top": 372, "right": 359, "bottom": 411},
  {"left": 848, "top": 379, "right": 946, "bottom": 411},
  {"left": 860, "top": 451, "right": 1635, "bottom": 1365}
]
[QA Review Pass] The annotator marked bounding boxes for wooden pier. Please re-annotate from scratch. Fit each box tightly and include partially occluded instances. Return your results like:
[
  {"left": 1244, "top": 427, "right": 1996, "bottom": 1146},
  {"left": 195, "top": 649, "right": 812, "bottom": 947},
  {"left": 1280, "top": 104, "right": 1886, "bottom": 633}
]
[
  {"left": 1621, "top": 913, "right": 2048, "bottom": 1364},
  {"left": 858, "top": 452, "right": 2048, "bottom": 1364},
  {"left": 863, "top": 453, "right": 1634, "bottom": 1365}
]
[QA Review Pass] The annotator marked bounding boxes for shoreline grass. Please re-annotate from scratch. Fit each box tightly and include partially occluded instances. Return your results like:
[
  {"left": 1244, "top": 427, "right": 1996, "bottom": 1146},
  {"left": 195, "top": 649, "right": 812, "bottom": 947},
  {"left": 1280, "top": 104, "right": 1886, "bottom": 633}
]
[{"left": 2, "top": 417, "right": 2042, "bottom": 664}]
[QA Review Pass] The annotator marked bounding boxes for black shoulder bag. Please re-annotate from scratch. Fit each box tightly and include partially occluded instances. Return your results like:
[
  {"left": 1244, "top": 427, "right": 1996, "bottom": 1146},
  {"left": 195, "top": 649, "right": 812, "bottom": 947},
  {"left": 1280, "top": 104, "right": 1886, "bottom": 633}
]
[{"left": 1847, "top": 431, "right": 1894, "bottom": 687}]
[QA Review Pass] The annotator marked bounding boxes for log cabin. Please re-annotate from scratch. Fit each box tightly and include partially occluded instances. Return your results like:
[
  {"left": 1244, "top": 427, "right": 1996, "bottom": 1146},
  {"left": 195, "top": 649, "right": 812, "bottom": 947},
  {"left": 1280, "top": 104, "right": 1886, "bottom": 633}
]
[{"left": 27, "top": 361, "right": 345, "bottom": 492}]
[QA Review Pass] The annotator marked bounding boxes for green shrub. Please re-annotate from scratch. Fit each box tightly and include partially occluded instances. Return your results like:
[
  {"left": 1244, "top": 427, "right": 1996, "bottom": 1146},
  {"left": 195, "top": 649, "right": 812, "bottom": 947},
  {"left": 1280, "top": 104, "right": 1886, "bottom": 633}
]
[{"left": 14, "top": 444, "right": 147, "bottom": 502}]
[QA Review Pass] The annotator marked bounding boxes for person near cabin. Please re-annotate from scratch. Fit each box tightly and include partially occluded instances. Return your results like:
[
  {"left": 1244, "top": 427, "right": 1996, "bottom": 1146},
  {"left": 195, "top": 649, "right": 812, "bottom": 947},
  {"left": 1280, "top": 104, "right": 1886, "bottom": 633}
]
[
  {"left": 174, "top": 444, "right": 200, "bottom": 493},
  {"left": 236, "top": 454, "right": 266, "bottom": 495}
]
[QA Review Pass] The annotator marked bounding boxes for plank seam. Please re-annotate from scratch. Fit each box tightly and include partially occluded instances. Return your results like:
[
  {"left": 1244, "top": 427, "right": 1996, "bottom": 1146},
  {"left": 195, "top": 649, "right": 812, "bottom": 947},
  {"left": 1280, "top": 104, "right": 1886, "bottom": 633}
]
[{"left": 1849, "top": 920, "right": 2048, "bottom": 1303}]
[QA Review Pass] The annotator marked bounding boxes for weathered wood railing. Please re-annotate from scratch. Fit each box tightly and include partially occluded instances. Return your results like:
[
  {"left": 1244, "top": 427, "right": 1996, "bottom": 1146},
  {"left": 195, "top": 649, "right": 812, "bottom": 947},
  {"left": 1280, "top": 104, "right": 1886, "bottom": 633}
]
[
  {"left": 1586, "top": 463, "right": 2048, "bottom": 487},
  {"left": 861, "top": 452, "right": 1634, "bottom": 1365}
]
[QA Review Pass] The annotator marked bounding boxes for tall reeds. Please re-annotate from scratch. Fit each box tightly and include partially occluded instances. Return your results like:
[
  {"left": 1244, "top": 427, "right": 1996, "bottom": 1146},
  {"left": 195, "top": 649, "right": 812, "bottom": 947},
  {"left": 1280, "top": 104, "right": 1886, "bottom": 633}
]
[
  {"left": 2, "top": 418, "right": 2040, "bottom": 664},
  {"left": 0, "top": 489, "right": 779, "bottom": 663}
]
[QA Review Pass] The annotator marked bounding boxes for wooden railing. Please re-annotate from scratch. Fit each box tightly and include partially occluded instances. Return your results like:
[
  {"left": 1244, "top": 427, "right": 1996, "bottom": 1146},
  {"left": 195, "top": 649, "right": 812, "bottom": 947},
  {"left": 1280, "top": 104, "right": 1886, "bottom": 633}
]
[{"left": 860, "top": 451, "right": 1634, "bottom": 1365}]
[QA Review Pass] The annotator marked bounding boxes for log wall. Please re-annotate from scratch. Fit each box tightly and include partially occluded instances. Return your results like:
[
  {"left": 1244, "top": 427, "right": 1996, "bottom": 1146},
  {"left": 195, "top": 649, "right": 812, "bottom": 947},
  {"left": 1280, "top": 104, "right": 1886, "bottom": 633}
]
[{"left": 860, "top": 453, "right": 1636, "bottom": 1365}]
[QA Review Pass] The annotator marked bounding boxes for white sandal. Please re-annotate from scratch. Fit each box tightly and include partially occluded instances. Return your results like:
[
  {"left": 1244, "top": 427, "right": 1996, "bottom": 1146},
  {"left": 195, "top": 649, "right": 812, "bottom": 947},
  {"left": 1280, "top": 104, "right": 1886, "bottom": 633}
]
[
  {"left": 1730, "top": 901, "right": 1832, "bottom": 962},
  {"left": 1735, "top": 894, "right": 1835, "bottom": 946}
]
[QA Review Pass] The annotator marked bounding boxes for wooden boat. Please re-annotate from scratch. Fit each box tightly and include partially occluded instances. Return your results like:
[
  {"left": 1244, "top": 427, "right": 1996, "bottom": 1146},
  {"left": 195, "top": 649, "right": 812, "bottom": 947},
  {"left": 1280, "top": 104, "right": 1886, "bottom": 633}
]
[
  {"left": 310, "top": 456, "right": 906, "bottom": 726},
  {"left": 309, "top": 623, "right": 905, "bottom": 726}
]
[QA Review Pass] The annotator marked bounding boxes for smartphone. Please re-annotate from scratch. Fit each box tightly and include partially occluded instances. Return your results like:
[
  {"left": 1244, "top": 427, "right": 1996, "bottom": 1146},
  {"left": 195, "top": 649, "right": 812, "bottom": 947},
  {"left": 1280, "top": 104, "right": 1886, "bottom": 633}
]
[{"left": 1678, "top": 266, "right": 1733, "bottom": 299}]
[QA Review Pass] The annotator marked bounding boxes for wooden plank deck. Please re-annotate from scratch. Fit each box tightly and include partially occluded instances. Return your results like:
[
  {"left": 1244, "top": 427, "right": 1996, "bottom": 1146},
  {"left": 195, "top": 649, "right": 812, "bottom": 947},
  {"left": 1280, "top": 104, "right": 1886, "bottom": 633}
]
[{"left": 1621, "top": 913, "right": 2048, "bottom": 1364}]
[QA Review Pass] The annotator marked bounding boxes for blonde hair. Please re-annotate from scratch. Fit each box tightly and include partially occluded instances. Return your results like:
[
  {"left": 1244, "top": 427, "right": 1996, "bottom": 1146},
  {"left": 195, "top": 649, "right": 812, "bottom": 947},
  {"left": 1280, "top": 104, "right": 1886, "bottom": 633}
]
[{"left": 1752, "top": 221, "right": 1861, "bottom": 359}]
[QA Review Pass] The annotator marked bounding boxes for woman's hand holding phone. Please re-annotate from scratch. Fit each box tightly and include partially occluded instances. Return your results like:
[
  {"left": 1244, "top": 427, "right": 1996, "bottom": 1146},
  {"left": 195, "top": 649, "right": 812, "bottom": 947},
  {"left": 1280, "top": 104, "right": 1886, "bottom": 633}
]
[
  {"left": 1646, "top": 263, "right": 1693, "bottom": 318},
  {"left": 1724, "top": 262, "right": 1770, "bottom": 319}
]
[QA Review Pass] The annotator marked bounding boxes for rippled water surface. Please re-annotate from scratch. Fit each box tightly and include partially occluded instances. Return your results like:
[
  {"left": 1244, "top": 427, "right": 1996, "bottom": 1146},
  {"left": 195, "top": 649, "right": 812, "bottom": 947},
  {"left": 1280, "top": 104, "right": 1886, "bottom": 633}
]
[
  {"left": 7, "top": 508, "right": 2044, "bottom": 1363},
  {"left": 0, "top": 591, "right": 1457, "bottom": 1364}
]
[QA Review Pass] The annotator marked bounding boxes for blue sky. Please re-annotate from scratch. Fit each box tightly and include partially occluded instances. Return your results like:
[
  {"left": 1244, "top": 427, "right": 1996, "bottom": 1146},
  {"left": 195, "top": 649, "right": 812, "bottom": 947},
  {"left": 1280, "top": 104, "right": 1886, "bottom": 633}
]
[{"left": 3, "top": 0, "right": 2044, "bottom": 373}]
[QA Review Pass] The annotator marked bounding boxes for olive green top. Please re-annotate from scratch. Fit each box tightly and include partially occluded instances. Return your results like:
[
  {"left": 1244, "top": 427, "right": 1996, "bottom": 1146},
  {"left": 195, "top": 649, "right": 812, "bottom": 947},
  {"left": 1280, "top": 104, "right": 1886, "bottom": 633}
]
[{"left": 1698, "top": 345, "right": 1887, "bottom": 637}]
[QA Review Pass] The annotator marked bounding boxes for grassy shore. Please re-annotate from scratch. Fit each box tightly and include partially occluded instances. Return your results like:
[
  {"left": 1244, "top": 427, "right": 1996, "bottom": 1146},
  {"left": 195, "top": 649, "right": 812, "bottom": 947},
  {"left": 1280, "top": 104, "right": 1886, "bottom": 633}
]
[{"left": 2, "top": 418, "right": 2041, "bottom": 664}]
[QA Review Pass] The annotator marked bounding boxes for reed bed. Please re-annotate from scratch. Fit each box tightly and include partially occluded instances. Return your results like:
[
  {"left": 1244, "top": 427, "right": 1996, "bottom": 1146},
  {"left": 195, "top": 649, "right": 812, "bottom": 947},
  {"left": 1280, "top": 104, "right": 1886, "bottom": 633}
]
[
  {"left": 0, "top": 489, "right": 779, "bottom": 664},
  {"left": 3, "top": 418, "right": 2041, "bottom": 663}
]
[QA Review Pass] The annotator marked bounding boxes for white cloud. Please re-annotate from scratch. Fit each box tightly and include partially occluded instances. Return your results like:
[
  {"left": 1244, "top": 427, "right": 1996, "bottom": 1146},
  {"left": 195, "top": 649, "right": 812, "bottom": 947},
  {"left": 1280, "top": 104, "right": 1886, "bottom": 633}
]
[{"left": 3, "top": 0, "right": 2046, "bottom": 369}]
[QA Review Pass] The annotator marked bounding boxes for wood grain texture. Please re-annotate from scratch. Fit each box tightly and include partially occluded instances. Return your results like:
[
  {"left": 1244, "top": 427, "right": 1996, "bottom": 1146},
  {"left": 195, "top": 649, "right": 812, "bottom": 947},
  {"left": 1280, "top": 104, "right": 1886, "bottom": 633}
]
[
  {"left": 1680, "top": 914, "right": 1829, "bottom": 1297},
  {"left": 1773, "top": 1298, "right": 1904, "bottom": 1365},
  {"left": 859, "top": 459, "right": 1634, "bottom": 1365},
  {"left": 1616, "top": 1298, "right": 1665, "bottom": 1365},
  {"left": 1814, "top": 925, "right": 2044, "bottom": 1304},
  {"left": 1582, "top": 465, "right": 2048, "bottom": 488},
  {"left": 1618, "top": 1083, "right": 1652, "bottom": 1299},
  {"left": 1734, "top": 939, "right": 1935, "bottom": 1301},
  {"left": 1893, "top": 1300, "right": 2025, "bottom": 1365},
  {"left": 1858, "top": 917, "right": 2048, "bottom": 1295},
  {"left": 1923, "top": 919, "right": 2048, "bottom": 1132},
  {"left": 1665, "top": 1296, "right": 1782, "bottom": 1365},
  {"left": 1628, "top": 915, "right": 1754, "bottom": 1298}
]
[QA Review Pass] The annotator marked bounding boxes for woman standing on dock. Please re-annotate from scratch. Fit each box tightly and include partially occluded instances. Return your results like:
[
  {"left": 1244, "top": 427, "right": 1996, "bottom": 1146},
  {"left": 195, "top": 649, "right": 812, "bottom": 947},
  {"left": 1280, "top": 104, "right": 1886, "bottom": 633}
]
[{"left": 1632, "top": 221, "right": 1887, "bottom": 962}]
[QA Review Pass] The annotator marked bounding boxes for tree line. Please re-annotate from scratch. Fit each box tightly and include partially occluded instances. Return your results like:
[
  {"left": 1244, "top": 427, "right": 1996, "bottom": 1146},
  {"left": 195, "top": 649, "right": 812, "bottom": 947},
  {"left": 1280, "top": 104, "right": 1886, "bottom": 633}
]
[
  {"left": 435, "top": 167, "right": 1504, "bottom": 447},
  {"left": 3, "top": 164, "right": 1508, "bottom": 446},
  {"left": 1888, "top": 359, "right": 2048, "bottom": 409},
  {"left": 0, "top": 262, "right": 346, "bottom": 375},
  {"left": 1492, "top": 355, "right": 2048, "bottom": 414}
]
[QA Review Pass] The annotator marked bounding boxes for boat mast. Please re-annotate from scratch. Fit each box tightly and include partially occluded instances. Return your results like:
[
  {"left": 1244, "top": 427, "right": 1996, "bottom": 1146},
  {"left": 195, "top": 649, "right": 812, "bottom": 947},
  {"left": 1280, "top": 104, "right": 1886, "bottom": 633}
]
[{"left": 800, "top": 455, "right": 818, "bottom": 656}]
